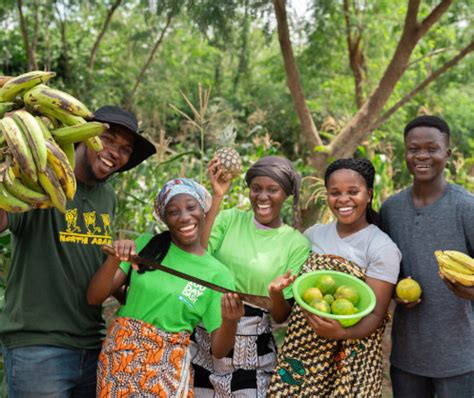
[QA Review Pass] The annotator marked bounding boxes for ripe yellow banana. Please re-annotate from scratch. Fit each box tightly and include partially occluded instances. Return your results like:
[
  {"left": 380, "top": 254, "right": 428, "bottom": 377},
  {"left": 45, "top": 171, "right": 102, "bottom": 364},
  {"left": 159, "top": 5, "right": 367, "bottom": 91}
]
[
  {"left": 3, "top": 167, "right": 48, "bottom": 206},
  {"left": 37, "top": 164, "right": 67, "bottom": 213},
  {"left": 51, "top": 122, "right": 107, "bottom": 145},
  {"left": 443, "top": 250, "right": 474, "bottom": 272},
  {"left": 23, "top": 84, "right": 92, "bottom": 119},
  {"left": 0, "top": 117, "right": 37, "bottom": 182},
  {"left": 440, "top": 268, "right": 474, "bottom": 287},
  {"left": 0, "top": 181, "right": 32, "bottom": 212},
  {"left": 12, "top": 110, "right": 47, "bottom": 173},
  {"left": 83, "top": 136, "right": 103, "bottom": 152},
  {"left": 0, "top": 71, "right": 56, "bottom": 102},
  {"left": 435, "top": 251, "right": 473, "bottom": 275},
  {"left": 45, "top": 140, "right": 76, "bottom": 200}
]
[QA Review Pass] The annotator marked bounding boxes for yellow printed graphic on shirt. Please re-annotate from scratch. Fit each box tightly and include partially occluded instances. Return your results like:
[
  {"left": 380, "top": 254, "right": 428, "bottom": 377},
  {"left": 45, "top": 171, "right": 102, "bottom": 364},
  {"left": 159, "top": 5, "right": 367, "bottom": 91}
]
[{"left": 59, "top": 208, "right": 112, "bottom": 246}]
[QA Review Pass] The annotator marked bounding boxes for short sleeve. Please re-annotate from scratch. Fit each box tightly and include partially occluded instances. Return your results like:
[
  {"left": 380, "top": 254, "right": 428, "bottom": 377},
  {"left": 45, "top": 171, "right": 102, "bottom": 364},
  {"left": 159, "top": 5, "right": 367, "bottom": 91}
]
[
  {"left": 208, "top": 209, "right": 233, "bottom": 255},
  {"left": 283, "top": 235, "right": 311, "bottom": 299},
  {"left": 118, "top": 233, "right": 154, "bottom": 274},
  {"left": 366, "top": 242, "right": 401, "bottom": 284}
]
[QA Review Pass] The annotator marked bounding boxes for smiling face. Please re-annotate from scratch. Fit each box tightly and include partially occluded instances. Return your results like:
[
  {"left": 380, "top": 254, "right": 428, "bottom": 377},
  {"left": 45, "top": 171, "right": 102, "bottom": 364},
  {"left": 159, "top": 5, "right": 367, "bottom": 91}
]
[
  {"left": 249, "top": 176, "right": 288, "bottom": 228},
  {"left": 83, "top": 125, "right": 135, "bottom": 182},
  {"left": 162, "top": 194, "right": 204, "bottom": 252},
  {"left": 404, "top": 126, "right": 450, "bottom": 184},
  {"left": 326, "top": 169, "right": 371, "bottom": 234}
]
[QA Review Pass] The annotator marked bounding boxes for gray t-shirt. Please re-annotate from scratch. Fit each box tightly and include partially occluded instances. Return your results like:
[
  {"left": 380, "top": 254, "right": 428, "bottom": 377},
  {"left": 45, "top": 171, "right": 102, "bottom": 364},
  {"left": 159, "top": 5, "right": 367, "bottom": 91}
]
[
  {"left": 304, "top": 222, "right": 401, "bottom": 284},
  {"left": 380, "top": 184, "right": 474, "bottom": 378}
]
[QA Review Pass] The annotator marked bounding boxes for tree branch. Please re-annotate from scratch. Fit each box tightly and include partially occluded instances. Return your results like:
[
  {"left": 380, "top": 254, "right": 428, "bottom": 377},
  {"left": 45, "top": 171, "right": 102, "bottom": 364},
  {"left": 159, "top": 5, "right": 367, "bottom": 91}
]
[
  {"left": 88, "top": 0, "right": 122, "bottom": 72},
  {"left": 126, "top": 14, "right": 173, "bottom": 110},
  {"left": 16, "top": 0, "right": 35, "bottom": 71},
  {"left": 272, "top": 0, "right": 322, "bottom": 156},
  {"left": 418, "top": 0, "right": 453, "bottom": 38},
  {"left": 374, "top": 40, "right": 474, "bottom": 130}
]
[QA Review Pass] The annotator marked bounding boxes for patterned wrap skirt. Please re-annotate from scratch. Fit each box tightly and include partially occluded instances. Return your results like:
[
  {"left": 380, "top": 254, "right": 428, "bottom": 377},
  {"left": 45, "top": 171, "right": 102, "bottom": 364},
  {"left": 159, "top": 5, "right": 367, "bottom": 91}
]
[
  {"left": 97, "top": 317, "right": 193, "bottom": 398},
  {"left": 191, "top": 304, "right": 276, "bottom": 397},
  {"left": 267, "top": 253, "right": 390, "bottom": 398}
]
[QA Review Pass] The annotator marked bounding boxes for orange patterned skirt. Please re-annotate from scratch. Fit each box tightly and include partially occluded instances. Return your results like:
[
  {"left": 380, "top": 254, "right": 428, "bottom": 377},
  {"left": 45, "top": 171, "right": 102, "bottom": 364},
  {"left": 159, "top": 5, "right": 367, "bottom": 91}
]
[{"left": 97, "top": 317, "right": 193, "bottom": 397}]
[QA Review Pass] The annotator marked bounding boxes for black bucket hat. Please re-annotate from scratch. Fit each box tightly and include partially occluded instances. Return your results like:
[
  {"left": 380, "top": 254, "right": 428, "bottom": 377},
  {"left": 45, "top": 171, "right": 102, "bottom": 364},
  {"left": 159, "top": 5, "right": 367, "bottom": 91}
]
[{"left": 93, "top": 105, "right": 156, "bottom": 172}]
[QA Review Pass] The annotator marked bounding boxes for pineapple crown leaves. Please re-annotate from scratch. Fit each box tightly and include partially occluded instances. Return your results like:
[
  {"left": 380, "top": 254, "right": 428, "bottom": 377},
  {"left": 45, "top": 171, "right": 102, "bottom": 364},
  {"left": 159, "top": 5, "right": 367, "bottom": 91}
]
[{"left": 217, "top": 122, "right": 237, "bottom": 148}]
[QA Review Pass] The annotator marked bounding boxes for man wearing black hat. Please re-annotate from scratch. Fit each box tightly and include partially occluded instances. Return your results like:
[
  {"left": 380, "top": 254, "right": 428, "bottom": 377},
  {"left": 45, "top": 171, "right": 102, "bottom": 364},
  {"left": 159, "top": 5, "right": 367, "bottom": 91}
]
[{"left": 0, "top": 106, "right": 155, "bottom": 397}]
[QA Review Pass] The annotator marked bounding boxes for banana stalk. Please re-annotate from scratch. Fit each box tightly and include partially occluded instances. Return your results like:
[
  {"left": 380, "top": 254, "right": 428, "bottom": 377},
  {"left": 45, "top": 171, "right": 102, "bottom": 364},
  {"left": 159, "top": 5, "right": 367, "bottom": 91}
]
[
  {"left": 0, "top": 71, "right": 56, "bottom": 102},
  {"left": 0, "top": 102, "right": 15, "bottom": 118},
  {"left": 0, "top": 117, "right": 37, "bottom": 182},
  {"left": 12, "top": 110, "right": 48, "bottom": 173}
]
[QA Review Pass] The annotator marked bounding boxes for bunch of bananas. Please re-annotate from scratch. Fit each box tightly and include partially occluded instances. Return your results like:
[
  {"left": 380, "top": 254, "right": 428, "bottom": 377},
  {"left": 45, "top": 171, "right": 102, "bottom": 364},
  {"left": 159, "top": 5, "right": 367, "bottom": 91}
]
[
  {"left": 0, "top": 70, "right": 108, "bottom": 213},
  {"left": 435, "top": 250, "right": 474, "bottom": 287}
]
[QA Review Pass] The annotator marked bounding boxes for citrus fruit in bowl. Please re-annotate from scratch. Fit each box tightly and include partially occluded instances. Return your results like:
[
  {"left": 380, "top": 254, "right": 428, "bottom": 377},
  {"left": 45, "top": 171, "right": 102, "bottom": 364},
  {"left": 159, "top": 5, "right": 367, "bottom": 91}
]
[{"left": 293, "top": 270, "right": 376, "bottom": 327}]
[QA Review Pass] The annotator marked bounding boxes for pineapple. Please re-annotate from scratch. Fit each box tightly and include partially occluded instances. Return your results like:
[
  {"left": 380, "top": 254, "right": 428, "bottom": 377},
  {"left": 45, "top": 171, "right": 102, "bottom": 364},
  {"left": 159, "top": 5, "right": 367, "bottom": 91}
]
[{"left": 213, "top": 123, "right": 242, "bottom": 181}]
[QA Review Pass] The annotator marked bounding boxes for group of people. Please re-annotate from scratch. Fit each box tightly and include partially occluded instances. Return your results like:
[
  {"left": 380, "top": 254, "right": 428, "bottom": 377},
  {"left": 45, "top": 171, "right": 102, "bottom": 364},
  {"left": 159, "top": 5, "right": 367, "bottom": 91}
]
[{"left": 0, "top": 107, "right": 472, "bottom": 398}]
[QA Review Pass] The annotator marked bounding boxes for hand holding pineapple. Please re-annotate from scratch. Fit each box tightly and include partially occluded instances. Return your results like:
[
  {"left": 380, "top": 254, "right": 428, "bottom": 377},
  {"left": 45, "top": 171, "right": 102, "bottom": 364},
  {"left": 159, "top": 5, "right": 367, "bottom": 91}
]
[{"left": 208, "top": 158, "right": 232, "bottom": 197}]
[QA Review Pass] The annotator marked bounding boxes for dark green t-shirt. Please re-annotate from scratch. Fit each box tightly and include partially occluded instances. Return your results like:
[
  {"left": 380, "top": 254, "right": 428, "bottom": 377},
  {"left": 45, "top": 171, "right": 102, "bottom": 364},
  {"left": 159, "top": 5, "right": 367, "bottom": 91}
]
[{"left": 0, "top": 181, "right": 116, "bottom": 350}]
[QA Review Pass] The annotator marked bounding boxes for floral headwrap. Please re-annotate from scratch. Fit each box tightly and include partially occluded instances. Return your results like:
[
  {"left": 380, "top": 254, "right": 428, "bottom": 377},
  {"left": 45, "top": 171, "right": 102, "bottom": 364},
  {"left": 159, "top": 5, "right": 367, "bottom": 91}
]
[{"left": 154, "top": 178, "right": 212, "bottom": 220}]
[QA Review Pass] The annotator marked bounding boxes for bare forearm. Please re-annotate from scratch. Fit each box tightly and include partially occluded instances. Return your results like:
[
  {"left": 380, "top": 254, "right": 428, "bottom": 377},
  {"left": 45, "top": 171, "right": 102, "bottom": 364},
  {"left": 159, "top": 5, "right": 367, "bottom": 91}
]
[
  {"left": 87, "top": 256, "right": 121, "bottom": 305},
  {"left": 211, "top": 320, "right": 238, "bottom": 359},
  {"left": 269, "top": 291, "right": 292, "bottom": 324},
  {"left": 201, "top": 194, "right": 223, "bottom": 249},
  {"left": 0, "top": 210, "right": 8, "bottom": 233}
]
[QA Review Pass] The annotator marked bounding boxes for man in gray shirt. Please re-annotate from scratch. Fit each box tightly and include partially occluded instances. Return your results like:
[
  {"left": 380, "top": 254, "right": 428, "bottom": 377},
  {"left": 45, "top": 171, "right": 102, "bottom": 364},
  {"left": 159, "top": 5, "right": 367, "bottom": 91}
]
[{"left": 380, "top": 115, "right": 473, "bottom": 398}]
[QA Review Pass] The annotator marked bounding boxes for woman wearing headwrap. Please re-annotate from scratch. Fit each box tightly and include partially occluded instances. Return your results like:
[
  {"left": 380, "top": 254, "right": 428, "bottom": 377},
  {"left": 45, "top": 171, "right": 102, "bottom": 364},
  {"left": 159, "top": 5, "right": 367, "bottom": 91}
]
[
  {"left": 87, "top": 178, "right": 244, "bottom": 397},
  {"left": 191, "top": 156, "right": 310, "bottom": 397},
  {"left": 267, "top": 158, "right": 401, "bottom": 397}
]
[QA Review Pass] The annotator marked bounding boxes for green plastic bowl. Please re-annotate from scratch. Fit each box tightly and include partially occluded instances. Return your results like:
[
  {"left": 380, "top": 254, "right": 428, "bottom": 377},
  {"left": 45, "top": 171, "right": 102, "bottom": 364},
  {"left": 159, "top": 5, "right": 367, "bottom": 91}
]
[{"left": 293, "top": 270, "right": 376, "bottom": 327}]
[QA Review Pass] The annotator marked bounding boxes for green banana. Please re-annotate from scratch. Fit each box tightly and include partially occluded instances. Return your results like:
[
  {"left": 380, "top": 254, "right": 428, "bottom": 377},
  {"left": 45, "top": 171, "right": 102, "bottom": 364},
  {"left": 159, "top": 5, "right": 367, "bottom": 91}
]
[
  {"left": 23, "top": 84, "right": 92, "bottom": 119},
  {"left": 28, "top": 104, "right": 86, "bottom": 126},
  {"left": 84, "top": 136, "right": 103, "bottom": 152},
  {"left": 12, "top": 110, "right": 47, "bottom": 173},
  {"left": 37, "top": 163, "right": 67, "bottom": 213},
  {"left": 0, "top": 102, "right": 15, "bottom": 118},
  {"left": 51, "top": 122, "right": 107, "bottom": 145},
  {"left": 0, "top": 71, "right": 56, "bottom": 102},
  {"left": 0, "top": 181, "right": 32, "bottom": 212},
  {"left": 3, "top": 167, "right": 48, "bottom": 206},
  {"left": 0, "top": 117, "right": 37, "bottom": 182},
  {"left": 45, "top": 140, "right": 76, "bottom": 200},
  {"left": 60, "top": 143, "right": 76, "bottom": 170},
  {"left": 35, "top": 116, "right": 53, "bottom": 140},
  {"left": 444, "top": 250, "right": 474, "bottom": 272}
]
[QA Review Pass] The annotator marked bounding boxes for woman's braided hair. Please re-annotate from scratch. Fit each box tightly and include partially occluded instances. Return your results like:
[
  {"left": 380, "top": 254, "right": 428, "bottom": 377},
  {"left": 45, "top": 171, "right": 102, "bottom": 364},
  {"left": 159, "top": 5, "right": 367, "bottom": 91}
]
[{"left": 324, "top": 158, "right": 381, "bottom": 227}]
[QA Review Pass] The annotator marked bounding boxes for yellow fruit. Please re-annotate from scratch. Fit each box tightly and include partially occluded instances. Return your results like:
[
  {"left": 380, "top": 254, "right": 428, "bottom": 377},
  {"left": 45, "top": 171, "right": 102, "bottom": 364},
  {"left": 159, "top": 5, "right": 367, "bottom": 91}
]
[
  {"left": 396, "top": 277, "right": 422, "bottom": 302},
  {"left": 334, "top": 285, "right": 360, "bottom": 305},
  {"left": 315, "top": 275, "right": 337, "bottom": 295},
  {"left": 331, "top": 298, "right": 356, "bottom": 315},
  {"left": 310, "top": 298, "right": 331, "bottom": 313},
  {"left": 303, "top": 287, "right": 323, "bottom": 304}
]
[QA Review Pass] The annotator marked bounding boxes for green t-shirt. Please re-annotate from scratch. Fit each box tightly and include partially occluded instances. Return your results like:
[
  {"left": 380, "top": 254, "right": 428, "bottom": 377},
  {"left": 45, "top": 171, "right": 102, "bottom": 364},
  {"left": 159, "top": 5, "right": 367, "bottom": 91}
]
[
  {"left": 118, "top": 233, "right": 235, "bottom": 334},
  {"left": 208, "top": 208, "right": 310, "bottom": 298},
  {"left": 0, "top": 181, "right": 116, "bottom": 349}
]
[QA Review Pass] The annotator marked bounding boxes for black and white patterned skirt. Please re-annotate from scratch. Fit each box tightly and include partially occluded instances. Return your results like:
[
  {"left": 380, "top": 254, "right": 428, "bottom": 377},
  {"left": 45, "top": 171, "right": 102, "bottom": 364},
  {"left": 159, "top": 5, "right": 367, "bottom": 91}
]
[{"left": 191, "top": 304, "right": 277, "bottom": 397}]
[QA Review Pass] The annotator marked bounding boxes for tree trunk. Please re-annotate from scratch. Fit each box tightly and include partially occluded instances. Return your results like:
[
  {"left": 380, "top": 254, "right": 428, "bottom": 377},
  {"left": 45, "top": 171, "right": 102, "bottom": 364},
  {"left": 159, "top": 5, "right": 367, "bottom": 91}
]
[
  {"left": 273, "top": 0, "right": 322, "bottom": 164},
  {"left": 125, "top": 14, "right": 173, "bottom": 110},
  {"left": 17, "top": 0, "right": 38, "bottom": 70},
  {"left": 324, "top": 0, "right": 453, "bottom": 166},
  {"left": 233, "top": 0, "right": 250, "bottom": 91},
  {"left": 88, "top": 0, "right": 122, "bottom": 72}
]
